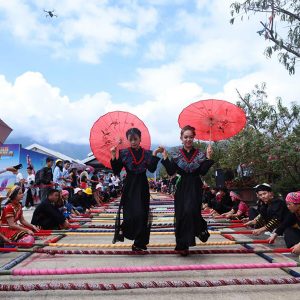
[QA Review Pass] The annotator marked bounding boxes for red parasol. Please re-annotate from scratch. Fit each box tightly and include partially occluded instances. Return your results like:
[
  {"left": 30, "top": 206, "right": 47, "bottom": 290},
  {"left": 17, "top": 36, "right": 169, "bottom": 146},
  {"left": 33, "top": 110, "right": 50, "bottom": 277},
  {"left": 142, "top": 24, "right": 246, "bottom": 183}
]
[
  {"left": 90, "top": 111, "right": 151, "bottom": 168},
  {"left": 178, "top": 99, "right": 246, "bottom": 141}
]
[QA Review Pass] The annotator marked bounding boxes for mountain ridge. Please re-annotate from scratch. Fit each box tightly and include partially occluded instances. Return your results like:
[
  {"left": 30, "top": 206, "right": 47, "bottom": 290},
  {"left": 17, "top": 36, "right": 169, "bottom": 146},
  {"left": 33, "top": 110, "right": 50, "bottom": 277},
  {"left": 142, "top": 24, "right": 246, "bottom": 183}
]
[{"left": 6, "top": 136, "right": 176, "bottom": 161}]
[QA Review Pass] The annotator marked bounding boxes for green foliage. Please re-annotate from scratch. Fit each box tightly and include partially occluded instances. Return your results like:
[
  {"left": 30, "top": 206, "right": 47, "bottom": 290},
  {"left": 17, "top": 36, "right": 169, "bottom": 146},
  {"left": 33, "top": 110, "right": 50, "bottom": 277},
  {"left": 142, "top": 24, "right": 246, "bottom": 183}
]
[
  {"left": 214, "top": 83, "right": 300, "bottom": 193},
  {"left": 230, "top": 0, "right": 300, "bottom": 74},
  {"left": 158, "top": 164, "right": 168, "bottom": 179}
]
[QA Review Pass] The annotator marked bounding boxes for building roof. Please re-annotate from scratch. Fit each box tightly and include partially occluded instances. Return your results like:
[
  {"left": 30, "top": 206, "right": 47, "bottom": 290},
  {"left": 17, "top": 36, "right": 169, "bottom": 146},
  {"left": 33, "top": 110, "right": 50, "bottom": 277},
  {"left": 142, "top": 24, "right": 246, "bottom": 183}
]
[
  {"left": 26, "top": 143, "right": 84, "bottom": 165},
  {"left": 82, "top": 153, "right": 95, "bottom": 164}
]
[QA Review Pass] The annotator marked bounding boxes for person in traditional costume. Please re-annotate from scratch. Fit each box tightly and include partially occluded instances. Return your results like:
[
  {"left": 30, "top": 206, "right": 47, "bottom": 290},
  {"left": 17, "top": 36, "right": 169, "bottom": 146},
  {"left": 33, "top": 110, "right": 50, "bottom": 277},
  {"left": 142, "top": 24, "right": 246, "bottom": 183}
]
[
  {"left": 222, "top": 191, "right": 249, "bottom": 219},
  {"left": 209, "top": 187, "right": 233, "bottom": 215},
  {"left": 0, "top": 186, "right": 37, "bottom": 246},
  {"left": 248, "top": 184, "right": 264, "bottom": 220},
  {"left": 110, "top": 127, "right": 162, "bottom": 251},
  {"left": 245, "top": 184, "right": 289, "bottom": 235},
  {"left": 0, "top": 232, "right": 10, "bottom": 246},
  {"left": 268, "top": 191, "right": 300, "bottom": 254},
  {"left": 161, "top": 125, "right": 214, "bottom": 255}
]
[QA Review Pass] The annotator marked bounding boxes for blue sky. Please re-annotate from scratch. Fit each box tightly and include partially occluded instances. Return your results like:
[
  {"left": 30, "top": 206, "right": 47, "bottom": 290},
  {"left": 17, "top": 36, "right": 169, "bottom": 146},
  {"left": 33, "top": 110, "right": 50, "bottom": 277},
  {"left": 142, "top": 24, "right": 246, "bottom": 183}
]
[{"left": 0, "top": 0, "right": 299, "bottom": 146}]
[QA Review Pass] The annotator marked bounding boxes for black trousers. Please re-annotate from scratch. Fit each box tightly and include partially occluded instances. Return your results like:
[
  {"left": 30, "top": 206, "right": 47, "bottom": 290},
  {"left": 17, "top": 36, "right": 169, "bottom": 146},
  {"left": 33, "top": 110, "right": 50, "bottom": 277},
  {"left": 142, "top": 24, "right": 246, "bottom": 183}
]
[
  {"left": 25, "top": 188, "right": 34, "bottom": 207},
  {"left": 284, "top": 227, "right": 300, "bottom": 248}
]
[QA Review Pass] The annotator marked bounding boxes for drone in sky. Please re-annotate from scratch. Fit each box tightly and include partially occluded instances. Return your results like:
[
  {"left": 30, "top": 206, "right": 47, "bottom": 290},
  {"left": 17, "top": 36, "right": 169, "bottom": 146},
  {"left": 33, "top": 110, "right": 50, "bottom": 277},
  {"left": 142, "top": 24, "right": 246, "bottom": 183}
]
[{"left": 44, "top": 10, "right": 57, "bottom": 18}]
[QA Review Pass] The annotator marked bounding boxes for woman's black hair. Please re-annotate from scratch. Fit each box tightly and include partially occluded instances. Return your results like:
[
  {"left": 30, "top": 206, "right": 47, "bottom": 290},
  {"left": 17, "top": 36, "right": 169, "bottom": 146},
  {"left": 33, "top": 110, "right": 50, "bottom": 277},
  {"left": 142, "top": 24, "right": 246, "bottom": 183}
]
[
  {"left": 126, "top": 128, "right": 141, "bottom": 139},
  {"left": 180, "top": 125, "right": 196, "bottom": 137}
]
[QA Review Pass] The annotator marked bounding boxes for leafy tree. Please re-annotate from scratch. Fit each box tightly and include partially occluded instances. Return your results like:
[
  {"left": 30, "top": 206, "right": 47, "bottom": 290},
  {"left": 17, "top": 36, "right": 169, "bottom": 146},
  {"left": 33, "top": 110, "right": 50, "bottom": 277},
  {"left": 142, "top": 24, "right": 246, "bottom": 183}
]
[
  {"left": 218, "top": 83, "right": 300, "bottom": 193},
  {"left": 230, "top": 0, "right": 300, "bottom": 74}
]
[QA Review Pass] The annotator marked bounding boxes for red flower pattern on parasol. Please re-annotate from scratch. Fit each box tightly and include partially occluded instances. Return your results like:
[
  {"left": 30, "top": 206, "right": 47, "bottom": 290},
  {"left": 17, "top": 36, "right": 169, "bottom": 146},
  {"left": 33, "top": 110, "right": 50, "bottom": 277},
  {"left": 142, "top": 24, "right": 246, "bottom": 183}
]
[
  {"left": 178, "top": 99, "right": 247, "bottom": 141},
  {"left": 90, "top": 111, "right": 151, "bottom": 168}
]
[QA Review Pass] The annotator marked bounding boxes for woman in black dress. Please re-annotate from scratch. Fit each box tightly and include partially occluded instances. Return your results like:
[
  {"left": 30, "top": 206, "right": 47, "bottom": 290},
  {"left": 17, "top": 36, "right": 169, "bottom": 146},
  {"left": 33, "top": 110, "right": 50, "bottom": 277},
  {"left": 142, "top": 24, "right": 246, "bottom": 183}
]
[
  {"left": 110, "top": 128, "right": 162, "bottom": 251},
  {"left": 161, "top": 125, "right": 214, "bottom": 255}
]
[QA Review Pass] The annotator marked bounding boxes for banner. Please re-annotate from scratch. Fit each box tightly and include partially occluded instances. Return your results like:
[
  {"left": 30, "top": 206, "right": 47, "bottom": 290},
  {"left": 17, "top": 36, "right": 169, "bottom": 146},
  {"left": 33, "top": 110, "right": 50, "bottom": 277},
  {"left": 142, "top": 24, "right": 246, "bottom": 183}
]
[{"left": 0, "top": 144, "right": 20, "bottom": 197}]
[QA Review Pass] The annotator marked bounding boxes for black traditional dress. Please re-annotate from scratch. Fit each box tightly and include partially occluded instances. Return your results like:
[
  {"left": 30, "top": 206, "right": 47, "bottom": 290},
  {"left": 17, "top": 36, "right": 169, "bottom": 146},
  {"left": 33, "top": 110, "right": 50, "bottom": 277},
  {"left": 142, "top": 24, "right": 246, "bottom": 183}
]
[
  {"left": 275, "top": 211, "right": 300, "bottom": 247},
  {"left": 31, "top": 199, "right": 66, "bottom": 230},
  {"left": 110, "top": 147, "right": 160, "bottom": 249},
  {"left": 211, "top": 192, "right": 233, "bottom": 214},
  {"left": 161, "top": 147, "right": 214, "bottom": 250},
  {"left": 254, "top": 198, "right": 289, "bottom": 231}
]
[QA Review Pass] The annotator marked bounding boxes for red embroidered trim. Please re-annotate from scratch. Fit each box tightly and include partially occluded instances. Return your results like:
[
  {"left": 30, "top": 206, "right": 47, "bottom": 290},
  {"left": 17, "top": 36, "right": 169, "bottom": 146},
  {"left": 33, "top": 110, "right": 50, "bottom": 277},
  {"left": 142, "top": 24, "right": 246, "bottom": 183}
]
[
  {"left": 179, "top": 148, "right": 199, "bottom": 163},
  {"left": 128, "top": 147, "right": 145, "bottom": 165}
]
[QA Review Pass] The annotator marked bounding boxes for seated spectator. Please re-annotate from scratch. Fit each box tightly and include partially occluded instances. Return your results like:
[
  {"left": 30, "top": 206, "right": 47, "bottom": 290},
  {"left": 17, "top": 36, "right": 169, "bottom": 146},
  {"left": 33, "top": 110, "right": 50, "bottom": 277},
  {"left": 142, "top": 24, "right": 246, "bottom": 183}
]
[
  {"left": 90, "top": 170, "right": 99, "bottom": 192},
  {"left": 248, "top": 184, "right": 264, "bottom": 220},
  {"left": 69, "top": 188, "right": 85, "bottom": 212},
  {"left": 83, "top": 187, "right": 96, "bottom": 210},
  {"left": 60, "top": 189, "right": 80, "bottom": 217},
  {"left": 202, "top": 187, "right": 217, "bottom": 209},
  {"left": 94, "top": 183, "right": 104, "bottom": 206},
  {"left": 210, "top": 188, "right": 233, "bottom": 215},
  {"left": 0, "top": 186, "right": 37, "bottom": 246},
  {"left": 31, "top": 189, "right": 69, "bottom": 230},
  {"left": 222, "top": 191, "right": 249, "bottom": 219},
  {"left": 245, "top": 184, "right": 289, "bottom": 236},
  {"left": 268, "top": 191, "right": 300, "bottom": 254}
]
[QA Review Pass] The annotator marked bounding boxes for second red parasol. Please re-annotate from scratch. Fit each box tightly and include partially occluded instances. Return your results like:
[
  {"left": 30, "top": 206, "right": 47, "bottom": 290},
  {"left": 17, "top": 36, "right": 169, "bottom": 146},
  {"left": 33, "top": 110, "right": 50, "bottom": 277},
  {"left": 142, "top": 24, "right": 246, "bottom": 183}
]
[
  {"left": 90, "top": 111, "right": 151, "bottom": 168},
  {"left": 178, "top": 99, "right": 247, "bottom": 141}
]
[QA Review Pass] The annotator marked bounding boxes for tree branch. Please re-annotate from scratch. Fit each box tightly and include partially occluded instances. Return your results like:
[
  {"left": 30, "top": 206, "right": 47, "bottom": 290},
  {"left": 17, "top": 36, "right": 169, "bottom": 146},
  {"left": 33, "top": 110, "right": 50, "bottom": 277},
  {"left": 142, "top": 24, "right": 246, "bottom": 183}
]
[
  {"left": 235, "top": 88, "right": 259, "bottom": 131},
  {"left": 274, "top": 5, "right": 300, "bottom": 22},
  {"left": 260, "top": 22, "right": 300, "bottom": 57}
]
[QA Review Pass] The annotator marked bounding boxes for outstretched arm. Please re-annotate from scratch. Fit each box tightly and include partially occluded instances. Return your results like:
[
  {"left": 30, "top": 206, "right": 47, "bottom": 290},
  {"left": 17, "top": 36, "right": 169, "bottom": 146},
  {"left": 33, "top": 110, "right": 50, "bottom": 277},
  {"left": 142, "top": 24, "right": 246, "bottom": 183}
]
[
  {"left": 161, "top": 149, "right": 177, "bottom": 176},
  {"left": 110, "top": 146, "right": 123, "bottom": 175},
  {"left": 147, "top": 147, "right": 164, "bottom": 173}
]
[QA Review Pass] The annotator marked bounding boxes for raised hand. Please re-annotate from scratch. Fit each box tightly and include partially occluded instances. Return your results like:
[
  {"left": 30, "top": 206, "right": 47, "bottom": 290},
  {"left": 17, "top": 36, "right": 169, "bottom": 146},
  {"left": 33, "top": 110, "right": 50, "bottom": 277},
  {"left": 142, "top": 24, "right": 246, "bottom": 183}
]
[
  {"left": 111, "top": 146, "right": 117, "bottom": 159},
  {"left": 206, "top": 144, "right": 213, "bottom": 159},
  {"left": 153, "top": 146, "right": 165, "bottom": 156}
]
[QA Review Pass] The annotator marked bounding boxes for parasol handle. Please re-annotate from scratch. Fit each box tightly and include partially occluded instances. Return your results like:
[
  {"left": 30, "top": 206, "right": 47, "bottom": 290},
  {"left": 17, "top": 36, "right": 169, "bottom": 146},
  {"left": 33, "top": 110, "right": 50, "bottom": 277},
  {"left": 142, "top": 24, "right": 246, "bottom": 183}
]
[
  {"left": 115, "top": 138, "right": 123, "bottom": 148},
  {"left": 209, "top": 119, "right": 213, "bottom": 144}
]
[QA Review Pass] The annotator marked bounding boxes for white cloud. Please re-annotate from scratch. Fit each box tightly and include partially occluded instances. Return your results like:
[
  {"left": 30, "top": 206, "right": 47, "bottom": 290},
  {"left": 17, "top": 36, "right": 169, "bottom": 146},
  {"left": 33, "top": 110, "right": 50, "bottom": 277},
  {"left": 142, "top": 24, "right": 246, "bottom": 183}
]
[
  {"left": 1, "top": 0, "right": 300, "bottom": 149},
  {"left": 145, "top": 40, "right": 166, "bottom": 61},
  {"left": 173, "top": 1, "right": 268, "bottom": 73},
  {"left": 0, "top": 0, "right": 158, "bottom": 63},
  {"left": 146, "top": 0, "right": 188, "bottom": 5},
  {"left": 0, "top": 72, "right": 112, "bottom": 144},
  {"left": 0, "top": 71, "right": 205, "bottom": 147},
  {"left": 1, "top": 62, "right": 300, "bottom": 149},
  {"left": 120, "top": 64, "right": 184, "bottom": 96}
]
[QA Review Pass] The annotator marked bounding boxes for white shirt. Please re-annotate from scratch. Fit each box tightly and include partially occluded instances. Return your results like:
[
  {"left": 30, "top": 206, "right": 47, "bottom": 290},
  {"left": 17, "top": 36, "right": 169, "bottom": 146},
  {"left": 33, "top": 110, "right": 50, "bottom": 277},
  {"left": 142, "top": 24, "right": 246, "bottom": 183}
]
[
  {"left": 62, "top": 168, "right": 71, "bottom": 187},
  {"left": 113, "top": 177, "right": 120, "bottom": 187},
  {"left": 16, "top": 172, "right": 24, "bottom": 183},
  {"left": 96, "top": 182, "right": 103, "bottom": 191}
]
